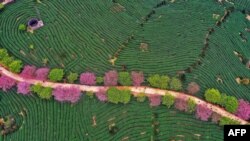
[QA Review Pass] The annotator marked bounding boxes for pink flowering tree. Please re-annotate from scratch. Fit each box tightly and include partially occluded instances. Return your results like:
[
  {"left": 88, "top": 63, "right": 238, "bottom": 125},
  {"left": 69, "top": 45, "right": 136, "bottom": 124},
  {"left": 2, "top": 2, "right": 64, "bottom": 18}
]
[
  {"left": 195, "top": 104, "right": 213, "bottom": 121},
  {"left": 131, "top": 71, "right": 144, "bottom": 86},
  {"left": 20, "top": 65, "right": 36, "bottom": 79},
  {"left": 235, "top": 99, "right": 250, "bottom": 120},
  {"left": 104, "top": 70, "right": 118, "bottom": 86},
  {"left": 35, "top": 68, "right": 50, "bottom": 81},
  {"left": 148, "top": 95, "right": 162, "bottom": 107},
  {"left": 53, "top": 86, "right": 81, "bottom": 103},
  {"left": 17, "top": 82, "right": 31, "bottom": 95},
  {"left": 95, "top": 89, "right": 107, "bottom": 102},
  {"left": 174, "top": 96, "right": 188, "bottom": 111},
  {"left": 80, "top": 72, "right": 96, "bottom": 85},
  {"left": 0, "top": 75, "right": 16, "bottom": 91}
]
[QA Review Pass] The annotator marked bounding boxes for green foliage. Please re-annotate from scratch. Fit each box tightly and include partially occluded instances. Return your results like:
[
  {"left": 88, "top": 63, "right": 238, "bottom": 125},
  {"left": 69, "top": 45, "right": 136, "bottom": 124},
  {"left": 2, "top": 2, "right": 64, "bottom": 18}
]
[
  {"left": 169, "top": 77, "right": 182, "bottom": 91},
  {"left": 147, "top": 74, "right": 170, "bottom": 89},
  {"left": 96, "top": 77, "right": 104, "bottom": 84},
  {"left": 67, "top": 72, "right": 78, "bottom": 83},
  {"left": 219, "top": 117, "right": 240, "bottom": 126},
  {"left": 31, "top": 84, "right": 52, "bottom": 100},
  {"left": 136, "top": 93, "right": 146, "bottom": 102},
  {"left": 0, "top": 48, "right": 8, "bottom": 60},
  {"left": 38, "top": 87, "right": 52, "bottom": 100},
  {"left": 1, "top": 56, "right": 13, "bottom": 66},
  {"left": 107, "top": 87, "right": 120, "bottom": 104},
  {"left": 0, "top": 3, "right": 4, "bottom": 10},
  {"left": 118, "top": 72, "right": 132, "bottom": 86},
  {"left": 31, "top": 84, "right": 42, "bottom": 93},
  {"left": 162, "top": 94, "right": 175, "bottom": 108},
  {"left": 48, "top": 69, "right": 64, "bottom": 82},
  {"left": 8, "top": 60, "right": 23, "bottom": 73},
  {"left": 204, "top": 88, "right": 221, "bottom": 104},
  {"left": 187, "top": 98, "right": 196, "bottom": 113},
  {"left": 18, "top": 24, "right": 26, "bottom": 31},
  {"left": 107, "top": 87, "right": 131, "bottom": 104},
  {"left": 119, "top": 90, "right": 131, "bottom": 104},
  {"left": 86, "top": 91, "right": 94, "bottom": 98},
  {"left": 220, "top": 94, "right": 238, "bottom": 113}
]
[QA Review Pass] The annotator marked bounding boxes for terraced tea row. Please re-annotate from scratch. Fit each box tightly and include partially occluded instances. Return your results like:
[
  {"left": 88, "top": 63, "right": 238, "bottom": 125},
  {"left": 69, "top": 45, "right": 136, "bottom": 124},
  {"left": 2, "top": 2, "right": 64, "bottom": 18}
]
[{"left": 0, "top": 92, "right": 223, "bottom": 141}]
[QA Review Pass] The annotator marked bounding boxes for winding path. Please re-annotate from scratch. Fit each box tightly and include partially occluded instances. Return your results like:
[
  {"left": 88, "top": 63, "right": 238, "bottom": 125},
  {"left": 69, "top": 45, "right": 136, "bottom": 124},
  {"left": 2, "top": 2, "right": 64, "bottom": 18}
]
[{"left": 0, "top": 65, "right": 249, "bottom": 125}]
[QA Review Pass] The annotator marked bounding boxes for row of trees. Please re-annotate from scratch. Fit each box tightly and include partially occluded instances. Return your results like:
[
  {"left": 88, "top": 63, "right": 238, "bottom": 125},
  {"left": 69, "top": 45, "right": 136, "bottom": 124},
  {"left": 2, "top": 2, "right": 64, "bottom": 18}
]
[
  {"left": 147, "top": 74, "right": 182, "bottom": 91},
  {"left": 204, "top": 88, "right": 239, "bottom": 113},
  {"left": 0, "top": 73, "right": 247, "bottom": 124},
  {"left": 0, "top": 48, "right": 23, "bottom": 73}
]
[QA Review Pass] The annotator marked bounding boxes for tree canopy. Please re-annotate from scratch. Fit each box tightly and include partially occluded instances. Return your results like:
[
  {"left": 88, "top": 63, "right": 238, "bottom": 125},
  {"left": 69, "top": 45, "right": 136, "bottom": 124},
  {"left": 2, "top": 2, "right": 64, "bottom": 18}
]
[{"left": 48, "top": 68, "right": 64, "bottom": 82}]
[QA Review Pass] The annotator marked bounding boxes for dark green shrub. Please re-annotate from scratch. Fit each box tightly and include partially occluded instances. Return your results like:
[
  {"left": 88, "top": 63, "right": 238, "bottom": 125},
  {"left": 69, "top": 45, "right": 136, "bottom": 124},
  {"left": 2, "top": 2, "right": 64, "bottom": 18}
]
[{"left": 118, "top": 72, "right": 132, "bottom": 86}]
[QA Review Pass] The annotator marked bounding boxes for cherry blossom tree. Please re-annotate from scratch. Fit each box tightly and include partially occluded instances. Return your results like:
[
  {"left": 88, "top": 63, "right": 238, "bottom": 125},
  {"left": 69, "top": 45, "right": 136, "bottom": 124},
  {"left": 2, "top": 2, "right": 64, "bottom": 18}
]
[
  {"left": 186, "top": 82, "right": 200, "bottom": 95},
  {"left": 0, "top": 75, "right": 16, "bottom": 91},
  {"left": 131, "top": 71, "right": 144, "bottom": 86},
  {"left": 53, "top": 86, "right": 81, "bottom": 103},
  {"left": 174, "top": 96, "right": 188, "bottom": 111},
  {"left": 35, "top": 68, "right": 50, "bottom": 81},
  {"left": 235, "top": 99, "right": 250, "bottom": 120},
  {"left": 104, "top": 70, "right": 118, "bottom": 86},
  {"left": 95, "top": 89, "right": 107, "bottom": 102},
  {"left": 195, "top": 104, "right": 213, "bottom": 121},
  {"left": 17, "top": 82, "right": 31, "bottom": 95},
  {"left": 149, "top": 95, "right": 162, "bottom": 107},
  {"left": 20, "top": 65, "right": 36, "bottom": 79},
  {"left": 80, "top": 72, "right": 96, "bottom": 85}
]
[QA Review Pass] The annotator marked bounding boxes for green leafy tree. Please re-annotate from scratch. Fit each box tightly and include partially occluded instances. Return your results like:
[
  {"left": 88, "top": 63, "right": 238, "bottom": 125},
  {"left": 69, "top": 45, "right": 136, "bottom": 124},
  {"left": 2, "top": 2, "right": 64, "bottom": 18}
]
[
  {"left": 1, "top": 56, "right": 13, "bottom": 66},
  {"left": 204, "top": 88, "right": 221, "bottom": 104},
  {"left": 0, "top": 3, "right": 4, "bottom": 10},
  {"left": 48, "top": 68, "right": 64, "bottom": 82},
  {"left": 67, "top": 72, "right": 78, "bottom": 83},
  {"left": 86, "top": 91, "right": 94, "bottom": 98},
  {"left": 18, "top": 24, "right": 26, "bottom": 31},
  {"left": 120, "top": 90, "right": 131, "bottom": 104},
  {"left": 38, "top": 87, "right": 52, "bottom": 100},
  {"left": 31, "top": 84, "right": 52, "bottom": 99},
  {"left": 136, "top": 93, "right": 146, "bottom": 102},
  {"left": 187, "top": 98, "right": 196, "bottom": 113},
  {"left": 219, "top": 117, "right": 240, "bottom": 126},
  {"left": 169, "top": 77, "right": 182, "bottom": 91},
  {"left": 31, "top": 84, "right": 42, "bottom": 93},
  {"left": 107, "top": 87, "right": 120, "bottom": 104},
  {"left": 147, "top": 74, "right": 170, "bottom": 89},
  {"left": 8, "top": 60, "right": 23, "bottom": 73},
  {"left": 162, "top": 94, "right": 175, "bottom": 108},
  {"left": 118, "top": 72, "right": 132, "bottom": 86},
  {"left": 96, "top": 77, "right": 104, "bottom": 84},
  {"left": 0, "top": 48, "right": 8, "bottom": 60},
  {"left": 220, "top": 94, "right": 238, "bottom": 113}
]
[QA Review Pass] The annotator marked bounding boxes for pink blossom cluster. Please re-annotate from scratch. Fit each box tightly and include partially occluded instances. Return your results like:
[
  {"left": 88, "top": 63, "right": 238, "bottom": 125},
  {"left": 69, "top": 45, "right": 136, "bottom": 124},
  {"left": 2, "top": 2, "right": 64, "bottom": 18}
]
[
  {"left": 195, "top": 104, "right": 213, "bottom": 121},
  {"left": 104, "top": 70, "right": 118, "bottom": 86},
  {"left": 236, "top": 99, "right": 250, "bottom": 120},
  {"left": 53, "top": 86, "right": 81, "bottom": 103},
  {"left": 0, "top": 75, "right": 16, "bottom": 91},
  {"left": 20, "top": 65, "right": 36, "bottom": 79},
  {"left": 149, "top": 94, "right": 162, "bottom": 106},
  {"left": 17, "top": 82, "right": 31, "bottom": 95},
  {"left": 35, "top": 68, "right": 50, "bottom": 81},
  {"left": 19, "top": 65, "right": 49, "bottom": 81},
  {"left": 131, "top": 71, "right": 144, "bottom": 86},
  {"left": 175, "top": 96, "right": 188, "bottom": 111},
  {"left": 95, "top": 89, "right": 107, "bottom": 102},
  {"left": 80, "top": 72, "right": 96, "bottom": 85}
]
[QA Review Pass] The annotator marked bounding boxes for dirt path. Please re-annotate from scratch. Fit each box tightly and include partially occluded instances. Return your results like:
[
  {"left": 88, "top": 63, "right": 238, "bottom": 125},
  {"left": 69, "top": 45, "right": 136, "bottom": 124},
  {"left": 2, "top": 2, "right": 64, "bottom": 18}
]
[{"left": 0, "top": 65, "right": 248, "bottom": 124}]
